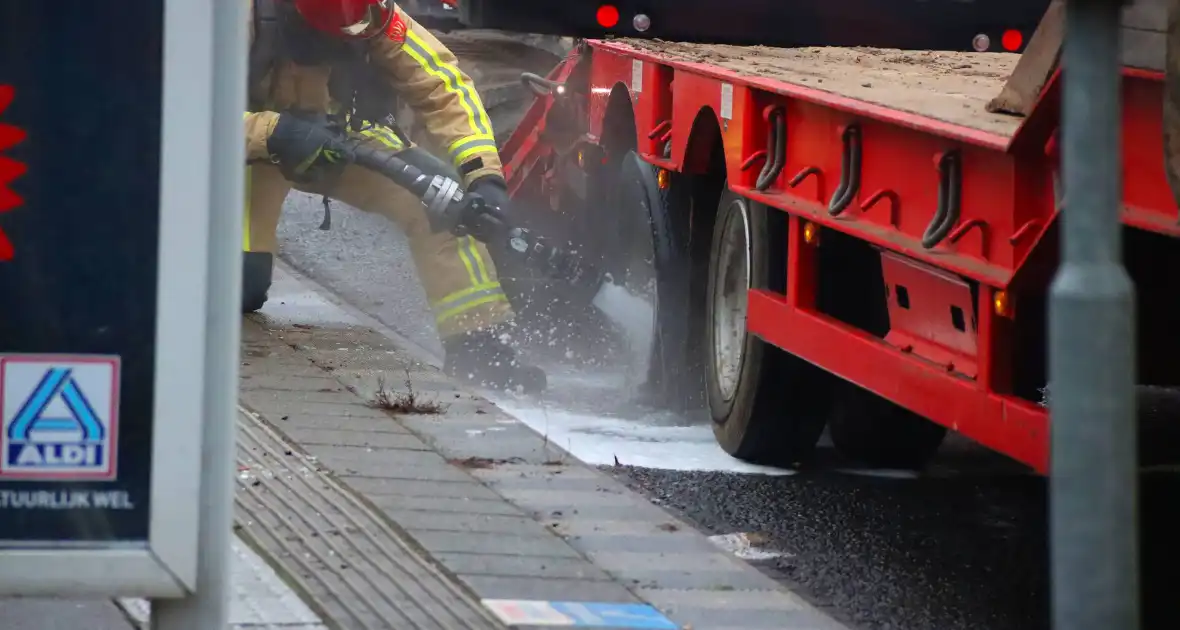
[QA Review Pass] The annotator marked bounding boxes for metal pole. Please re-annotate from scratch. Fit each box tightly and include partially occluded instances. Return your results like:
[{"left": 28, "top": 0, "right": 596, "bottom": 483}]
[
  {"left": 151, "top": 0, "right": 248, "bottom": 627},
  {"left": 1050, "top": 1, "right": 1139, "bottom": 629}
]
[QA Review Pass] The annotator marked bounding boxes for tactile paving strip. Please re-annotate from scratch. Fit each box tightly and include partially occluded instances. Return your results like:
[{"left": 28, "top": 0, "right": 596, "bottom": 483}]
[{"left": 234, "top": 407, "right": 505, "bottom": 630}]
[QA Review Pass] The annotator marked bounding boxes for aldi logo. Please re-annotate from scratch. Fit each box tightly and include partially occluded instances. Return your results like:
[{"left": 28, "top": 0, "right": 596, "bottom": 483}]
[{"left": 0, "top": 355, "right": 120, "bottom": 480}]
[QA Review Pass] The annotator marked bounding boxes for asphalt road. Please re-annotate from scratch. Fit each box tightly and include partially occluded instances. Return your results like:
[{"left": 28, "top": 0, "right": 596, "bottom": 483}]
[
  {"left": 275, "top": 186, "right": 1179, "bottom": 630},
  {"left": 607, "top": 465, "right": 1046, "bottom": 630}
]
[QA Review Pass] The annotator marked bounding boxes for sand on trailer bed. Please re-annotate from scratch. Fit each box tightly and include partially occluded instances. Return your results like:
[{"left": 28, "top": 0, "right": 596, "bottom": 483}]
[{"left": 608, "top": 39, "right": 1025, "bottom": 137}]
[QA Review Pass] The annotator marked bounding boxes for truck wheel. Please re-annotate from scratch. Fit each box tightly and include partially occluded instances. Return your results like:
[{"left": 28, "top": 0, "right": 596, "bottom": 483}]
[
  {"left": 826, "top": 380, "right": 947, "bottom": 469},
  {"left": 612, "top": 151, "right": 704, "bottom": 409},
  {"left": 707, "top": 191, "right": 830, "bottom": 466},
  {"left": 241, "top": 251, "right": 273, "bottom": 313}
]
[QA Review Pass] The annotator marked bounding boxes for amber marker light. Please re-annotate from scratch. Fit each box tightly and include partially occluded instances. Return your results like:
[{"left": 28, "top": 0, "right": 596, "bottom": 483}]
[
  {"left": 993, "top": 290, "right": 1012, "bottom": 317},
  {"left": 802, "top": 221, "right": 819, "bottom": 245}
]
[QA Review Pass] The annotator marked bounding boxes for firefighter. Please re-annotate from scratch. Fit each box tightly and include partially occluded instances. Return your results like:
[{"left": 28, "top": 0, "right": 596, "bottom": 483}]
[{"left": 242, "top": 0, "right": 546, "bottom": 392}]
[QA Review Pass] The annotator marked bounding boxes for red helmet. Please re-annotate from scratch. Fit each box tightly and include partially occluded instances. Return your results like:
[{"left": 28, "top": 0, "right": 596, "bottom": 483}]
[{"left": 291, "top": 0, "right": 394, "bottom": 38}]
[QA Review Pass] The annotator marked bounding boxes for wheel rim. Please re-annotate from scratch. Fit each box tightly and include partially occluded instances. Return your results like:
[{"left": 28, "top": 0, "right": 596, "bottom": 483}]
[{"left": 712, "top": 198, "right": 751, "bottom": 403}]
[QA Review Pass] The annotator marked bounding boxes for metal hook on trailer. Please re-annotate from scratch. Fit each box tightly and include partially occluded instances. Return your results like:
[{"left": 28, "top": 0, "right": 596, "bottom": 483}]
[
  {"left": 755, "top": 107, "right": 786, "bottom": 191},
  {"left": 921, "top": 151, "right": 962, "bottom": 249},
  {"left": 828, "top": 124, "right": 861, "bottom": 216},
  {"left": 789, "top": 166, "right": 821, "bottom": 188},
  {"left": 521, "top": 71, "right": 567, "bottom": 97}
]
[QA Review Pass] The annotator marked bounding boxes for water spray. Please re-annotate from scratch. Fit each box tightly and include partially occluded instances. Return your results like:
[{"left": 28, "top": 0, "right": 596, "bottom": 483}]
[{"left": 348, "top": 141, "right": 658, "bottom": 374}]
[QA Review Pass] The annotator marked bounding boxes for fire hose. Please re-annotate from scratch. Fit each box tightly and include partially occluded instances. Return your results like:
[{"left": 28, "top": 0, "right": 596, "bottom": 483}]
[{"left": 342, "top": 140, "right": 605, "bottom": 295}]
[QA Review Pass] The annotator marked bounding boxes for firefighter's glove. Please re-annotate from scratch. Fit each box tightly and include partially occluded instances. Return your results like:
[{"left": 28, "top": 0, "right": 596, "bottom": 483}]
[
  {"left": 449, "top": 176, "right": 511, "bottom": 236},
  {"left": 468, "top": 176, "right": 511, "bottom": 216},
  {"left": 462, "top": 176, "right": 521, "bottom": 277},
  {"left": 267, "top": 112, "right": 351, "bottom": 184}
]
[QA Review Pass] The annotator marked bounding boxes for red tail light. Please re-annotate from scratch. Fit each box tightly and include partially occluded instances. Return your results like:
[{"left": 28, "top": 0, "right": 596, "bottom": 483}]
[
  {"left": 1001, "top": 29, "right": 1023, "bottom": 51},
  {"left": 596, "top": 4, "right": 619, "bottom": 28}
]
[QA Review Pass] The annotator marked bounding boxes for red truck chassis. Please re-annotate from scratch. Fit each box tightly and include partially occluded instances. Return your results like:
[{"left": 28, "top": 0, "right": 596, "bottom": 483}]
[{"left": 501, "top": 39, "right": 1179, "bottom": 474}]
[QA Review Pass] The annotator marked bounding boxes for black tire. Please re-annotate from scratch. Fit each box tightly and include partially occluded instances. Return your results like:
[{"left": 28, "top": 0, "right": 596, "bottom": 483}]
[
  {"left": 613, "top": 151, "right": 704, "bottom": 409},
  {"left": 707, "top": 190, "right": 832, "bottom": 467},
  {"left": 1136, "top": 385, "right": 1180, "bottom": 468},
  {"left": 241, "top": 251, "right": 273, "bottom": 313},
  {"left": 826, "top": 379, "right": 948, "bottom": 469}
]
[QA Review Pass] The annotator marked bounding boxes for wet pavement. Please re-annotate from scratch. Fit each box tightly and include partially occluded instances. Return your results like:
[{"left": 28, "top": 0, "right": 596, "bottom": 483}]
[
  {"left": 275, "top": 189, "right": 1179, "bottom": 630},
  {"left": 609, "top": 466, "right": 1180, "bottom": 630},
  {"left": 607, "top": 465, "right": 1047, "bottom": 630},
  {"left": 277, "top": 192, "right": 794, "bottom": 475},
  {"left": 239, "top": 278, "right": 849, "bottom": 630}
]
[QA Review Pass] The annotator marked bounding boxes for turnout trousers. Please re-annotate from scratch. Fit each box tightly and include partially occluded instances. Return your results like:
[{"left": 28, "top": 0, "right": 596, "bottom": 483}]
[{"left": 241, "top": 126, "right": 514, "bottom": 338}]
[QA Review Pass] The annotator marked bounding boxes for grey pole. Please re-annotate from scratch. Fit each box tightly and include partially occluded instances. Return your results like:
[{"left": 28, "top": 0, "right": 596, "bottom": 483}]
[
  {"left": 1050, "top": 1, "right": 1139, "bottom": 629},
  {"left": 151, "top": 0, "right": 249, "bottom": 627}
]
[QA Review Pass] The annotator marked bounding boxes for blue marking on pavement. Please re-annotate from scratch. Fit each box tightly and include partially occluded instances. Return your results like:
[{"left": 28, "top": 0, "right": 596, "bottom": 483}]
[{"left": 549, "top": 601, "right": 678, "bottom": 628}]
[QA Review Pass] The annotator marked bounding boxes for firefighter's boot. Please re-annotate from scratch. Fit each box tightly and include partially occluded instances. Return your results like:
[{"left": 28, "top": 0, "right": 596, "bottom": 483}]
[
  {"left": 242, "top": 251, "right": 275, "bottom": 313},
  {"left": 444, "top": 326, "right": 547, "bottom": 393}
]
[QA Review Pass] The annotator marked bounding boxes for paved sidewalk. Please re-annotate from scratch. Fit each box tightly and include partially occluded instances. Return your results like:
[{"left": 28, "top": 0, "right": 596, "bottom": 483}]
[
  {"left": 232, "top": 265, "right": 847, "bottom": 630},
  {"left": 234, "top": 404, "right": 503, "bottom": 629},
  {"left": 0, "top": 597, "right": 135, "bottom": 630},
  {"left": 117, "top": 537, "right": 328, "bottom": 629}
]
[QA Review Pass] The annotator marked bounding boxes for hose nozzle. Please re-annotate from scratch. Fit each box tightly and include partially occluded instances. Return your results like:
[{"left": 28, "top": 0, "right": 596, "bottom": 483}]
[{"left": 504, "top": 226, "right": 604, "bottom": 291}]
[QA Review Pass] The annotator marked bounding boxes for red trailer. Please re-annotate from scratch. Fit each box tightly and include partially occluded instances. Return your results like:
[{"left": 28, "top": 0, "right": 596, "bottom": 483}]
[{"left": 494, "top": 0, "right": 1180, "bottom": 474}]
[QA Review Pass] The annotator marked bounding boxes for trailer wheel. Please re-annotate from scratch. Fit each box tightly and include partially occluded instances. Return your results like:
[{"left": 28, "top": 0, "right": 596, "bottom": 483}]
[
  {"left": 612, "top": 151, "right": 704, "bottom": 409},
  {"left": 707, "top": 191, "right": 830, "bottom": 466},
  {"left": 241, "top": 251, "right": 273, "bottom": 313},
  {"left": 826, "top": 380, "right": 947, "bottom": 469}
]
